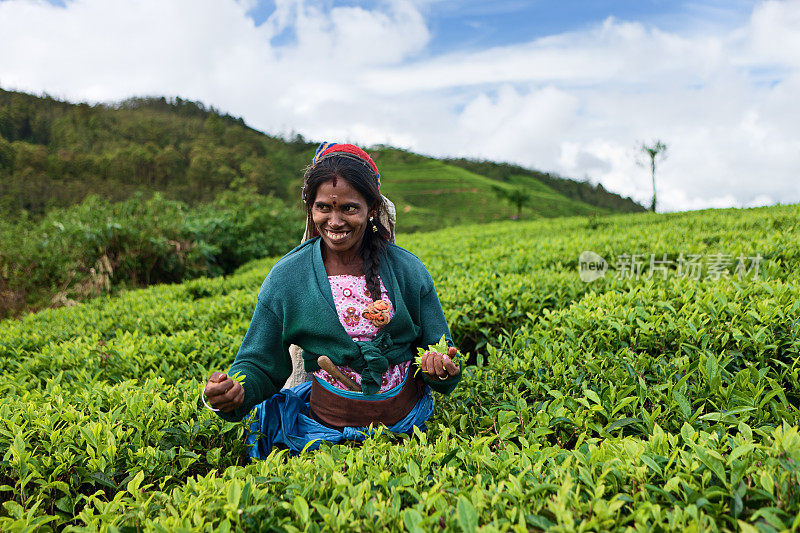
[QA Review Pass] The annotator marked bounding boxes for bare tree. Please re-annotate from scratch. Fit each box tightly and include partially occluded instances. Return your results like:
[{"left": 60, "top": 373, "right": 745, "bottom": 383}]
[{"left": 639, "top": 140, "right": 667, "bottom": 212}]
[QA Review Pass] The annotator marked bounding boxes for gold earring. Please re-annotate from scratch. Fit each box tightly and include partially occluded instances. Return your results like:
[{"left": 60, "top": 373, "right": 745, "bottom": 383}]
[{"left": 370, "top": 216, "right": 378, "bottom": 232}]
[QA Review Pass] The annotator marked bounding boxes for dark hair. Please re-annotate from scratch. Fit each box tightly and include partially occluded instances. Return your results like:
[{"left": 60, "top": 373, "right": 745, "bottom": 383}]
[{"left": 302, "top": 155, "right": 389, "bottom": 301}]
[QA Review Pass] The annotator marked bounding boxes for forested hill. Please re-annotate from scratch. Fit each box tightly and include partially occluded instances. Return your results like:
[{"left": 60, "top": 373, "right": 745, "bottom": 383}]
[
  {"left": 0, "top": 87, "right": 644, "bottom": 223},
  {"left": 0, "top": 88, "right": 313, "bottom": 214}
]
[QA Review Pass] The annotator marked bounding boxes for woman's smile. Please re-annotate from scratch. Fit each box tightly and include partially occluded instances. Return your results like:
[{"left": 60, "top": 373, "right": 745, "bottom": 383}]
[{"left": 325, "top": 229, "right": 351, "bottom": 242}]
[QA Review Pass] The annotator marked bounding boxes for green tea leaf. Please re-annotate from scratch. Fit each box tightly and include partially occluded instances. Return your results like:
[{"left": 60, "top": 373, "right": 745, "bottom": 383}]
[
  {"left": 640, "top": 454, "right": 662, "bottom": 476},
  {"left": 89, "top": 471, "right": 117, "bottom": 490},
  {"left": 456, "top": 496, "right": 478, "bottom": 533},
  {"left": 605, "top": 417, "right": 640, "bottom": 434},
  {"left": 403, "top": 509, "right": 425, "bottom": 533},
  {"left": 293, "top": 495, "right": 310, "bottom": 523},
  {"left": 673, "top": 389, "right": 691, "bottom": 420},
  {"left": 2, "top": 501, "right": 23, "bottom": 519}
]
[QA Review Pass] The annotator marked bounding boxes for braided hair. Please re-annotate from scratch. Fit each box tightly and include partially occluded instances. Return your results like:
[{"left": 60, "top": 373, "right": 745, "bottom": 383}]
[{"left": 302, "top": 156, "right": 389, "bottom": 301}]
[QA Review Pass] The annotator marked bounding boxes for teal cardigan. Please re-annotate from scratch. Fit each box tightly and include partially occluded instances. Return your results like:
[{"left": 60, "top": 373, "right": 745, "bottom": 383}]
[{"left": 219, "top": 236, "right": 461, "bottom": 422}]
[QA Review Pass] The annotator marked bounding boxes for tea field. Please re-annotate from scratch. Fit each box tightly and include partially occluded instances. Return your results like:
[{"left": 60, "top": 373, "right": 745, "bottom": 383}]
[{"left": 1, "top": 204, "right": 799, "bottom": 531}]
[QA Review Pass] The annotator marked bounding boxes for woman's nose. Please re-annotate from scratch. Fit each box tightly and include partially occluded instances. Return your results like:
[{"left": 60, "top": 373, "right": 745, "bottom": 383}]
[{"left": 329, "top": 211, "right": 344, "bottom": 226}]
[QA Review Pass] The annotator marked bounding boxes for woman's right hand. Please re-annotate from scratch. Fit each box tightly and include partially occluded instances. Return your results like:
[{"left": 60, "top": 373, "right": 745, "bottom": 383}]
[{"left": 204, "top": 371, "right": 244, "bottom": 412}]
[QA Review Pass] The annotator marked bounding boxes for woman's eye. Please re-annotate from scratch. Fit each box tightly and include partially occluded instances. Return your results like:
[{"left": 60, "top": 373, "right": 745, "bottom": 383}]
[{"left": 344, "top": 206, "right": 357, "bottom": 213}]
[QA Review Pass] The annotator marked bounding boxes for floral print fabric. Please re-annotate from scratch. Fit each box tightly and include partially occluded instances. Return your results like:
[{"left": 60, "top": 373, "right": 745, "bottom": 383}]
[{"left": 314, "top": 275, "right": 411, "bottom": 392}]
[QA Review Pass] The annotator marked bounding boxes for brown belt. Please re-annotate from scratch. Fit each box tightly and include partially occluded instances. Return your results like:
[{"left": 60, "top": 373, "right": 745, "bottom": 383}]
[{"left": 310, "top": 373, "right": 424, "bottom": 429}]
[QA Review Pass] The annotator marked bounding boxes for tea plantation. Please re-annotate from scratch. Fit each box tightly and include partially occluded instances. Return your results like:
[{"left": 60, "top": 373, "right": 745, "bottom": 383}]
[{"left": 1, "top": 204, "right": 799, "bottom": 531}]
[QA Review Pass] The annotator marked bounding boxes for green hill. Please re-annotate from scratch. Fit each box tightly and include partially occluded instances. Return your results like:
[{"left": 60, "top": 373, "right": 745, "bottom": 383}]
[
  {"left": 0, "top": 87, "right": 644, "bottom": 227},
  {"left": 0, "top": 89, "right": 314, "bottom": 212},
  {"left": 374, "top": 150, "right": 621, "bottom": 233},
  {"left": 1, "top": 203, "right": 798, "bottom": 529},
  {"left": 445, "top": 157, "right": 644, "bottom": 214}
]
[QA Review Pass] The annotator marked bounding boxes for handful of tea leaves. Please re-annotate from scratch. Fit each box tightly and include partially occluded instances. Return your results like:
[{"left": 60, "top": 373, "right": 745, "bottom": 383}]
[
  {"left": 199, "top": 371, "right": 246, "bottom": 412},
  {"left": 415, "top": 335, "right": 459, "bottom": 376}
]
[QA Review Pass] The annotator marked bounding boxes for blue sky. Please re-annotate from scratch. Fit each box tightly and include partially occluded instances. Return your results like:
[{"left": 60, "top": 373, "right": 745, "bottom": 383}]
[
  {"left": 1, "top": 0, "right": 798, "bottom": 211},
  {"left": 244, "top": 0, "right": 756, "bottom": 53}
]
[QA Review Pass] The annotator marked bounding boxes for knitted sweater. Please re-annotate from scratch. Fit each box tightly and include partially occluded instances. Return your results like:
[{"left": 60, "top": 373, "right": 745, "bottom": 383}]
[{"left": 218, "top": 236, "right": 460, "bottom": 422}]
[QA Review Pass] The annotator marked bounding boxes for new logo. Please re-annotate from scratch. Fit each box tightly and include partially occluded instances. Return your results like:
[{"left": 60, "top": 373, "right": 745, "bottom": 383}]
[{"left": 579, "top": 251, "right": 608, "bottom": 282}]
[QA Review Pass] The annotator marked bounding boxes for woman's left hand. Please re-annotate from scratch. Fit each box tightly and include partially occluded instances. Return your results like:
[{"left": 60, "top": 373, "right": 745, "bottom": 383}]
[{"left": 420, "top": 346, "right": 460, "bottom": 380}]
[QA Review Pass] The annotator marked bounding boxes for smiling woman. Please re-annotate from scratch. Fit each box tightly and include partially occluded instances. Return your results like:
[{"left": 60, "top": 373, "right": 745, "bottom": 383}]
[
  {"left": 312, "top": 180, "right": 373, "bottom": 274},
  {"left": 202, "top": 142, "right": 462, "bottom": 458}
]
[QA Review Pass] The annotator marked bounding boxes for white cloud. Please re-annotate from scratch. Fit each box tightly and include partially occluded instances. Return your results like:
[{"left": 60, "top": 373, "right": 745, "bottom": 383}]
[
  {"left": 745, "top": 0, "right": 800, "bottom": 67},
  {"left": 1, "top": 0, "right": 799, "bottom": 212}
]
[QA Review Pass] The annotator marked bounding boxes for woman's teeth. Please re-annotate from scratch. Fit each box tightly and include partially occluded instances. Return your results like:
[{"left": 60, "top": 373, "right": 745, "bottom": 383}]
[{"left": 326, "top": 230, "right": 350, "bottom": 241}]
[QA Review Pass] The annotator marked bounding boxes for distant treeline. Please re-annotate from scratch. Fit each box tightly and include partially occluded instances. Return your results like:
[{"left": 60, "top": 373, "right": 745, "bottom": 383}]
[
  {"left": 0, "top": 88, "right": 314, "bottom": 217},
  {"left": 444, "top": 158, "right": 645, "bottom": 213}
]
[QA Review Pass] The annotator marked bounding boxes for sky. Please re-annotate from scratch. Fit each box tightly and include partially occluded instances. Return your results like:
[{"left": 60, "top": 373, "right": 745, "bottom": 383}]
[{"left": 1, "top": 0, "right": 799, "bottom": 212}]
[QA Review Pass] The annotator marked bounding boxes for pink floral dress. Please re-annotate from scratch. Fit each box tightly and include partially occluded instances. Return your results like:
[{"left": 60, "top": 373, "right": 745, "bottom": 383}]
[{"left": 314, "top": 275, "right": 411, "bottom": 392}]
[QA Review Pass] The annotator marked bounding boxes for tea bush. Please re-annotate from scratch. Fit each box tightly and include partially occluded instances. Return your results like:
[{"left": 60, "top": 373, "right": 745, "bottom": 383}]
[
  {"left": 1, "top": 203, "right": 799, "bottom": 531},
  {"left": 0, "top": 189, "right": 302, "bottom": 319}
]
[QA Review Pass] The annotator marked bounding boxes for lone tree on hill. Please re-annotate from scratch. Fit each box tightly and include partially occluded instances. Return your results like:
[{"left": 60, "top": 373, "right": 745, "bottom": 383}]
[
  {"left": 639, "top": 140, "right": 668, "bottom": 213},
  {"left": 492, "top": 185, "right": 532, "bottom": 220}
]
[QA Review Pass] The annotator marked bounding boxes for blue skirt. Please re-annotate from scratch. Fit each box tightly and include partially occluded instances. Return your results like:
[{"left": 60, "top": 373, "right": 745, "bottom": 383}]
[{"left": 245, "top": 380, "right": 435, "bottom": 460}]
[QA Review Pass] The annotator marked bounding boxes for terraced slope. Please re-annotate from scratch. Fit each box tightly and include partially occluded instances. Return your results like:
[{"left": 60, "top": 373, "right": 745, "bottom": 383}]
[{"left": 374, "top": 150, "right": 613, "bottom": 233}]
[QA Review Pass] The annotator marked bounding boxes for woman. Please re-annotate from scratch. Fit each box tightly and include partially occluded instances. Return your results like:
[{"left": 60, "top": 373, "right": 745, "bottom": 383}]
[{"left": 202, "top": 142, "right": 461, "bottom": 458}]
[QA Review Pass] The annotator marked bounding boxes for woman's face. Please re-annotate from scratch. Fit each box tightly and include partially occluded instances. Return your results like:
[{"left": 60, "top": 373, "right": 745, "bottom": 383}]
[{"left": 311, "top": 178, "right": 373, "bottom": 257}]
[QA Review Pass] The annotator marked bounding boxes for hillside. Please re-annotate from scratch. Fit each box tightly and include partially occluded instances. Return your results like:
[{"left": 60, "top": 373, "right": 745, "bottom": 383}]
[
  {"left": 444, "top": 157, "right": 645, "bottom": 214},
  {"left": 0, "top": 87, "right": 644, "bottom": 229},
  {"left": 374, "top": 149, "right": 620, "bottom": 233},
  {"left": 1, "top": 203, "right": 798, "bottom": 529}
]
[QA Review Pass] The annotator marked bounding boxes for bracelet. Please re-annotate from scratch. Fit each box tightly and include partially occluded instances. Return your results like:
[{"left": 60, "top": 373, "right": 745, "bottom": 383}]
[
  {"left": 438, "top": 374, "right": 450, "bottom": 381},
  {"left": 201, "top": 392, "right": 220, "bottom": 412}
]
